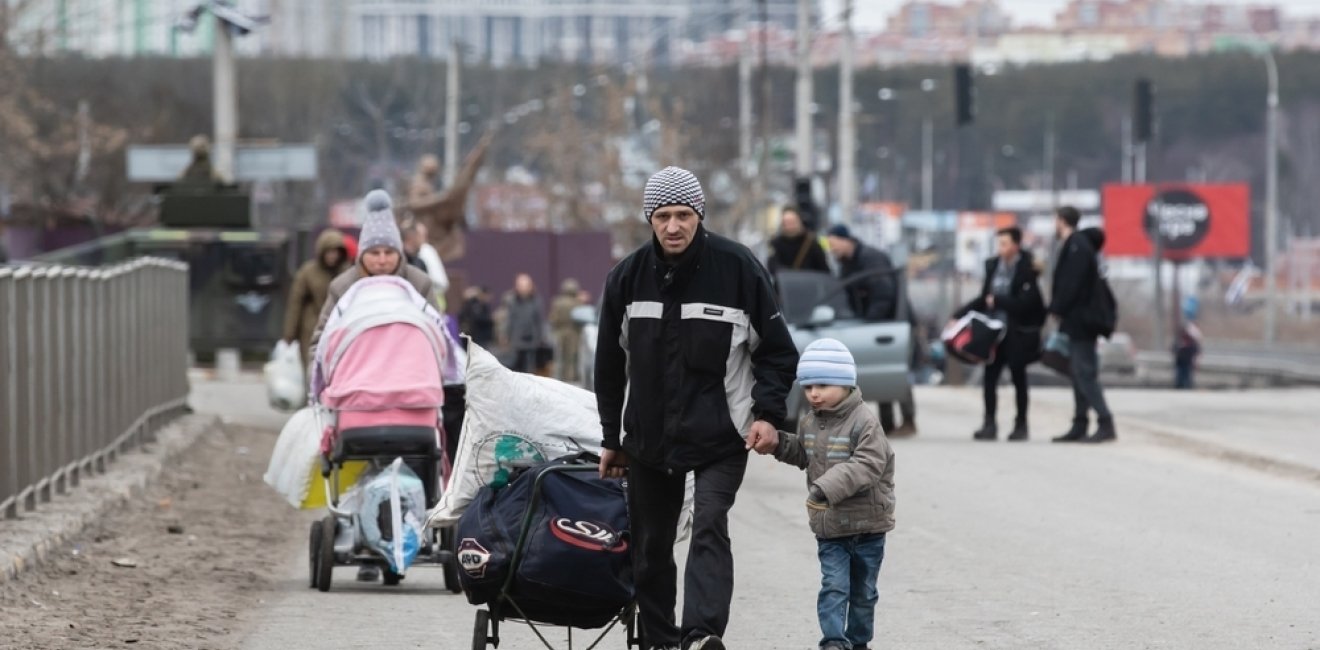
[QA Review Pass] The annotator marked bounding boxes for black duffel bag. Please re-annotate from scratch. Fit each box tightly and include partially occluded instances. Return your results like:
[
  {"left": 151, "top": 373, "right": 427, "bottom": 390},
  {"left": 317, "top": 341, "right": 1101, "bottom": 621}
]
[{"left": 455, "top": 454, "right": 633, "bottom": 628}]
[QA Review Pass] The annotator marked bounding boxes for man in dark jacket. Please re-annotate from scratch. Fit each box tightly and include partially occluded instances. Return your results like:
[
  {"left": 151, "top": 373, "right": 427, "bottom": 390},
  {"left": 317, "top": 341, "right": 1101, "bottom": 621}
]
[
  {"left": 767, "top": 206, "right": 831, "bottom": 276},
  {"left": 458, "top": 286, "right": 495, "bottom": 348},
  {"left": 595, "top": 166, "right": 799, "bottom": 650},
  {"left": 504, "top": 274, "right": 546, "bottom": 373},
  {"left": 825, "top": 224, "right": 897, "bottom": 322},
  {"left": 955, "top": 227, "right": 1046, "bottom": 441},
  {"left": 1049, "top": 206, "right": 1116, "bottom": 444}
]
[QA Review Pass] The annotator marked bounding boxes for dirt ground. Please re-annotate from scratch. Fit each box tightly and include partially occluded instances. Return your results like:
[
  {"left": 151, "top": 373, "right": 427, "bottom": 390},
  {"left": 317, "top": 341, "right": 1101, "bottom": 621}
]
[{"left": 0, "top": 423, "right": 300, "bottom": 650}]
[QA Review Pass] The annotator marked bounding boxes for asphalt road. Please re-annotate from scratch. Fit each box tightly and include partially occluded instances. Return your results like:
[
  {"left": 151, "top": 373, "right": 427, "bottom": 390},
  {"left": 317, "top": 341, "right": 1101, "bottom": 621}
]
[{"left": 231, "top": 385, "right": 1320, "bottom": 650}]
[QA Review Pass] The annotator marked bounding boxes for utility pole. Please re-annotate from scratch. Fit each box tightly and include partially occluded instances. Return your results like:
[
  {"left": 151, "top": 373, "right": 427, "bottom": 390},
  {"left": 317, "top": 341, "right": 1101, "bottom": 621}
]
[
  {"left": 837, "top": 0, "right": 856, "bottom": 227},
  {"left": 443, "top": 39, "right": 462, "bottom": 188},
  {"left": 756, "top": 0, "right": 771, "bottom": 229},
  {"left": 1121, "top": 117, "right": 1133, "bottom": 183},
  {"left": 921, "top": 118, "right": 933, "bottom": 211},
  {"left": 739, "top": 33, "right": 753, "bottom": 181},
  {"left": 1044, "top": 111, "right": 1056, "bottom": 207},
  {"left": 75, "top": 100, "right": 91, "bottom": 190},
  {"left": 212, "top": 11, "right": 237, "bottom": 183},
  {"left": 794, "top": 0, "right": 812, "bottom": 177},
  {"left": 1263, "top": 49, "right": 1280, "bottom": 343}
]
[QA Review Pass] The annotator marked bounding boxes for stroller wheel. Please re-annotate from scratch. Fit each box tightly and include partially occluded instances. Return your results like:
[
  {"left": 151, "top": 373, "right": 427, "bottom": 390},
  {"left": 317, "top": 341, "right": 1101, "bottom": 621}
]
[
  {"left": 308, "top": 520, "right": 323, "bottom": 589},
  {"left": 382, "top": 568, "right": 403, "bottom": 586},
  {"left": 316, "top": 515, "right": 336, "bottom": 592},
  {"left": 472, "top": 609, "right": 491, "bottom": 650},
  {"left": 440, "top": 527, "right": 462, "bottom": 594}
]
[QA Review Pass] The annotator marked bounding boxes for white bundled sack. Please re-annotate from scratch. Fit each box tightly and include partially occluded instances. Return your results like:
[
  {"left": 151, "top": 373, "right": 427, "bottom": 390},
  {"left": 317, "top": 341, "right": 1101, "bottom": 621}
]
[
  {"left": 264, "top": 340, "right": 306, "bottom": 411},
  {"left": 427, "top": 341, "right": 695, "bottom": 542}
]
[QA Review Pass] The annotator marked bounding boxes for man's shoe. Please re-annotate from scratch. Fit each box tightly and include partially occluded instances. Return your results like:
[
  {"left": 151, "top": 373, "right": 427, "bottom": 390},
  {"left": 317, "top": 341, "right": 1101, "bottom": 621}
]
[
  {"left": 890, "top": 422, "right": 918, "bottom": 438},
  {"left": 972, "top": 422, "right": 997, "bottom": 441},
  {"left": 356, "top": 566, "right": 380, "bottom": 582},
  {"left": 688, "top": 636, "right": 725, "bottom": 650},
  {"left": 1052, "top": 421, "right": 1089, "bottom": 443},
  {"left": 1007, "top": 421, "right": 1029, "bottom": 442},
  {"left": 1083, "top": 419, "right": 1118, "bottom": 444}
]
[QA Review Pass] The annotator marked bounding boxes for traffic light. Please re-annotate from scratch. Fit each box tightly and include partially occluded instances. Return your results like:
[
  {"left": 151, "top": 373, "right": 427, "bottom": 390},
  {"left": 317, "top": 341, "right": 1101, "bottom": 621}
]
[
  {"left": 794, "top": 177, "right": 818, "bottom": 231},
  {"left": 1134, "top": 78, "right": 1155, "bottom": 143},
  {"left": 954, "top": 64, "right": 974, "bottom": 126}
]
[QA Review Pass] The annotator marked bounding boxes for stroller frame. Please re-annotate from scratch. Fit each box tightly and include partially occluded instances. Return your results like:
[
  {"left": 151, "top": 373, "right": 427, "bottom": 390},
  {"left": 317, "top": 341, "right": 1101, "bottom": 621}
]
[
  {"left": 472, "top": 464, "right": 643, "bottom": 650},
  {"left": 308, "top": 408, "right": 462, "bottom": 594}
]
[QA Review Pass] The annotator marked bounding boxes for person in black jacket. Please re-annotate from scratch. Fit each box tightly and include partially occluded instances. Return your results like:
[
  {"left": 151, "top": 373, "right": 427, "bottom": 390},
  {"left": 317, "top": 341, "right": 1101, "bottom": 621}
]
[
  {"left": 825, "top": 224, "right": 897, "bottom": 322},
  {"left": 767, "top": 206, "right": 831, "bottom": 276},
  {"left": 1049, "top": 206, "right": 1116, "bottom": 444},
  {"left": 954, "top": 227, "right": 1046, "bottom": 441},
  {"left": 595, "top": 166, "right": 799, "bottom": 650}
]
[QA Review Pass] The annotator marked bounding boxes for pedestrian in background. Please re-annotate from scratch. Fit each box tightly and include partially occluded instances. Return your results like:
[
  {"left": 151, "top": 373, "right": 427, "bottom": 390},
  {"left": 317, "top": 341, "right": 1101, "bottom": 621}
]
[
  {"left": 401, "top": 218, "right": 451, "bottom": 310},
  {"left": 955, "top": 226, "right": 1046, "bottom": 442},
  {"left": 595, "top": 166, "right": 799, "bottom": 650},
  {"left": 504, "top": 274, "right": 547, "bottom": 374},
  {"left": 282, "top": 229, "right": 351, "bottom": 366},
  {"left": 549, "top": 278, "right": 583, "bottom": 383},
  {"left": 459, "top": 286, "right": 495, "bottom": 349},
  {"left": 761, "top": 338, "right": 895, "bottom": 650},
  {"left": 826, "top": 225, "right": 917, "bottom": 437},
  {"left": 1049, "top": 206, "right": 1117, "bottom": 444},
  {"left": 1174, "top": 296, "right": 1202, "bottom": 389},
  {"left": 768, "top": 206, "right": 831, "bottom": 277}
]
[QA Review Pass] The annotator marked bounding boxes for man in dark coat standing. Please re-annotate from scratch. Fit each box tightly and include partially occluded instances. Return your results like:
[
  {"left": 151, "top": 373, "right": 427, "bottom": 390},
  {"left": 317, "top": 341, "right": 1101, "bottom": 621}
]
[
  {"left": 1049, "top": 206, "right": 1117, "bottom": 444},
  {"left": 955, "top": 226, "right": 1046, "bottom": 441},
  {"left": 595, "top": 166, "right": 799, "bottom": 650},
  {"left": 767, "top": 206, "right": 831, "bottom": 276},
  {"left": 825, "top": 224, "right": 917, "bottom": 436},
  {"left": 825, "top": 224, "right": 897, "bottom": 322}
]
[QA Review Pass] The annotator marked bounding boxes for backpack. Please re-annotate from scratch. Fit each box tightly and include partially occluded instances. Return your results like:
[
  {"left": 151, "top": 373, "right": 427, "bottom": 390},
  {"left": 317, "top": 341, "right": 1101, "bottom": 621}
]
[{"left": 1084, "top": 273, "right": 1118, "bottom": 339}]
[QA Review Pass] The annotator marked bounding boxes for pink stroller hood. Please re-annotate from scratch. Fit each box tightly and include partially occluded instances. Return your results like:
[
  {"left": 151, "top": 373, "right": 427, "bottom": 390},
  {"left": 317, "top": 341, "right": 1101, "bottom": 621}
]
[
  {"left": 313, "top": 276, "right": 448, "bottom": 411},
  {"left": 321, "top": 323, "right": 445, "bottom": 411}
]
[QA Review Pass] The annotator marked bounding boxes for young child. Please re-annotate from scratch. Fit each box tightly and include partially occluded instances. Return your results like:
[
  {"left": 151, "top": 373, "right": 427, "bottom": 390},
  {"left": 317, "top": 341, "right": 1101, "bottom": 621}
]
[{"left": 764, "top": 338, "right": 896, "bottom": 650}]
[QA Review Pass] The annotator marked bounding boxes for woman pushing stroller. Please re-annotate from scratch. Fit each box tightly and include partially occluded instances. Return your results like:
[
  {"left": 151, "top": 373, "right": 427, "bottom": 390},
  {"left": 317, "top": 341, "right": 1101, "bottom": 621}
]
[
  {"left": 308, "top": 189, "right": 443, "bottom": 584},
  {"left": 310, "top": 189, "right": 440, "bottom": 350}
]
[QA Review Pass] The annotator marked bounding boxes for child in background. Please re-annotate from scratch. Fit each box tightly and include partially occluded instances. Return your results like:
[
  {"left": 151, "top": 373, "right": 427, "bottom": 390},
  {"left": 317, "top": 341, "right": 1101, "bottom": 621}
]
[{"left": 760, "top": 338, "right": 896, "bottom": 650}]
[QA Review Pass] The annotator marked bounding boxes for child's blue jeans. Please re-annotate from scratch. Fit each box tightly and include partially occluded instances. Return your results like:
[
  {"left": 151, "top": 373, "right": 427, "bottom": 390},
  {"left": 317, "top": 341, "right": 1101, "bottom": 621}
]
[{"left": 817, "top": 532, "right": 886, "bottom": 649}]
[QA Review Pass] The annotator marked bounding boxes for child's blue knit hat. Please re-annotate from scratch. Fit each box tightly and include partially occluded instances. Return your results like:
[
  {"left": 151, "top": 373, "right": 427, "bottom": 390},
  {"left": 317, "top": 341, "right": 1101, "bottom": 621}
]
[{"left": 797, "top": 338, "right": 856, "bottom": 387}]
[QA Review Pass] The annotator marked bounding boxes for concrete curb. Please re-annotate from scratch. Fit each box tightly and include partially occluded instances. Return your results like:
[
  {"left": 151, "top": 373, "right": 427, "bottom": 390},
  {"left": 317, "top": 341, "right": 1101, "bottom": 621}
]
[{"left": 0, "top": 414, "right": 221, "bottom": 584}]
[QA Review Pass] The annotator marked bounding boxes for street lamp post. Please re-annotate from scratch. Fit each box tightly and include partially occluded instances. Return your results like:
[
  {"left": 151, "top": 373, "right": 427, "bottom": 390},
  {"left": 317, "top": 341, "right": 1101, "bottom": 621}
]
[{"left": 1263, "top": 48, "right": 1280, "bottom": 343}]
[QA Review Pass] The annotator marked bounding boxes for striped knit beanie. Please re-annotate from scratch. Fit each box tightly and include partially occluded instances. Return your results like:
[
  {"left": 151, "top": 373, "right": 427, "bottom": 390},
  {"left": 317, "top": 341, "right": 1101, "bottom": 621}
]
[
  {"left": 797, "top": 338, "right": 857, "bottom": 387},
  {"left": 643, "top": 166, "right": 705, "bottom": 221},
  {"left": 358, "top": 189, "right": 403, "bottom": 262}
]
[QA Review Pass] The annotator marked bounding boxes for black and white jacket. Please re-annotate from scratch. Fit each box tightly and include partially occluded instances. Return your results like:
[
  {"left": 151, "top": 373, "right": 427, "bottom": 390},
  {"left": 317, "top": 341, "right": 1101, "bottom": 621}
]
[{"left": 595, "top": 227, "right": 799, "bottom": 472}]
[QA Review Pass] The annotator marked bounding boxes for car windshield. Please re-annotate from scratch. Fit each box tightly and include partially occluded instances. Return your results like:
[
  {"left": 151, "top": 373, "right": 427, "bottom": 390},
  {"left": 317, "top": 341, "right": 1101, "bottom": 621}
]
[{"left": 775, "top": 270, "right": 857, "bottom": 326}]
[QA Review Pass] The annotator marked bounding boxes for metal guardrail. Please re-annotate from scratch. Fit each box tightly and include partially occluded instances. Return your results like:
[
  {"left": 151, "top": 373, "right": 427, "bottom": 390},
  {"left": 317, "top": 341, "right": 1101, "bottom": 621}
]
[
  {"left": 0, "top": 258, "right": 191, "bottom": 519},
  {"left": 1134, "top": 350, "right": 1320, "bottom": 386}
]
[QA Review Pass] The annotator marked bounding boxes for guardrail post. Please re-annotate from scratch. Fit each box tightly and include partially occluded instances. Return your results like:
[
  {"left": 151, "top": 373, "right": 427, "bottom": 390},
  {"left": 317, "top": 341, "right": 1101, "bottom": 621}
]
[
  {"left": 53, "top": 268, "right": 68, "bottom": 495},
  {"left": 36, "top": 268, "right": 54, "bottom": 506},
  {"left": 1, "top": 269, "right": 16, "bottom": 519},
  {"left": 93, "top": 269, "right": 108, "bottom": 474},
  {"left": 17, "top": 268, "right": 36, "bottom": 512}
]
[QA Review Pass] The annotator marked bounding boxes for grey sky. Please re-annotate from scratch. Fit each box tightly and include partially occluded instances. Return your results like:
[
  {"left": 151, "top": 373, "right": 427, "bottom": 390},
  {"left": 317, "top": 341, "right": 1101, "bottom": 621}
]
[{"left": 821, "top": 0, "right": 1320, "bottom": 31}]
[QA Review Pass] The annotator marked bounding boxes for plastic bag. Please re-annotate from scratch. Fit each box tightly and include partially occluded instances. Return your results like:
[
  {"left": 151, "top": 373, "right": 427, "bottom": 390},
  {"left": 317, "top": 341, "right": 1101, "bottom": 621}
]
[
  {"left": 264, "top": 341, "right": 306, "bottom": 411},
  {"left": 1041, "top": 331, "right": 1072, "bottom": 377},
  {"left": 356, "top": 458, "right": 427, "bottom": 575},
  {"left": 263, "top": 407, "right": 369, "bottom": 509},
  {"left": 427, "top": 340, "right": 695, "bottom": 543}
]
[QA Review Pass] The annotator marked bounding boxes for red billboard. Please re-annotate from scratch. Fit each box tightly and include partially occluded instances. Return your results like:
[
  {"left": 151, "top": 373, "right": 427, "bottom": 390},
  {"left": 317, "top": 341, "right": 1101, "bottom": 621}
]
[{"left": 1102, "top": 183, "right": 1250, "bottom": 259}]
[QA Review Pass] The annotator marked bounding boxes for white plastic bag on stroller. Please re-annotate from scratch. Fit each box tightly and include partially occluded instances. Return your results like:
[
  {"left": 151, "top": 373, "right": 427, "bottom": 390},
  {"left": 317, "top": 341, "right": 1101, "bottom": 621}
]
[{"left": 264, "top": 340, "right": 306, "bottom": 411}]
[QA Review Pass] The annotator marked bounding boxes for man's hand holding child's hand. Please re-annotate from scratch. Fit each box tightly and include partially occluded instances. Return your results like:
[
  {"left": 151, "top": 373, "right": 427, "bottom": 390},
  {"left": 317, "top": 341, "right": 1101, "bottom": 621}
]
[{"left": 746, "top": 420, "right": 780, "bottom": 455}]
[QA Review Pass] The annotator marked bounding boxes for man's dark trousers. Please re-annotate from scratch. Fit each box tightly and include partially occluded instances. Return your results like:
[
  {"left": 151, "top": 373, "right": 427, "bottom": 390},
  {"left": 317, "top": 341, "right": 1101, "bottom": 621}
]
[
  {"left": 628, "top": 452, "right": 748, "bottom": 648},
  {"left": 984, "top": 346, "right": 1029, "bottom": 425},
  {"left": 1068, "top": 335, "right": 1112, "bottom": 424}
]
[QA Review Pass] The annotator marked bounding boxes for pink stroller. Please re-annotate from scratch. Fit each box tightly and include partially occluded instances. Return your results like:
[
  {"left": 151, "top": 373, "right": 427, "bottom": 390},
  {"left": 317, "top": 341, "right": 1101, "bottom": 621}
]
[{"left": 307, "top": 275, "right": 463, "bottom": 593}]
